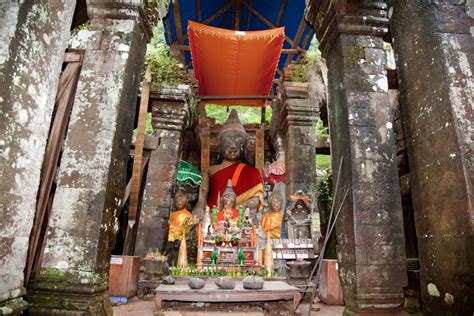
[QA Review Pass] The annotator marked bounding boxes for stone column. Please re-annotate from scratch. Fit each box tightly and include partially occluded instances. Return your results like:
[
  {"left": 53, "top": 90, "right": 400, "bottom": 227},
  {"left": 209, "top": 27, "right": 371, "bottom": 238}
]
[
  {"left": 27, "top": 1, "right": 148, "bottom": 314},
  {"left": 306, "top": 1, "right": 407, "bottom": 314},
  {"left": 389, "top": 2, "right": 473, "bottom": 315},
  {"left": 0, "top": 2, "right": 75, "bottom": 313},
  {"left": 134, "top": 86, "right": 189, "bottom": 257},
  {"left": 280, "top": 82, "right": 318, "bottom": 198}
]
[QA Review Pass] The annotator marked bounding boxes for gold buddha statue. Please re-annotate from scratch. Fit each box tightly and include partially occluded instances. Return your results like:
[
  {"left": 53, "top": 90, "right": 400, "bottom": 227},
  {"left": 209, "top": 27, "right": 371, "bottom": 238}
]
[
  {"left": 261, "top": 187, "right": 284, "bottom": 239},
  {"left": 168, "top": 189, "right": 193, "bottom": 242}
]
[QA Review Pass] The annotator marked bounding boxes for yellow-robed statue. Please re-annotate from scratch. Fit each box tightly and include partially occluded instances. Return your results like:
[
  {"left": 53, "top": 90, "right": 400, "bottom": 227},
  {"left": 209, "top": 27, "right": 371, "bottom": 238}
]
[
  {"left": 168, "top": 189, "right": 192, "bottom": 242},
  {"left": 261, "top": 187, "right": 284, "bottom": 239}
]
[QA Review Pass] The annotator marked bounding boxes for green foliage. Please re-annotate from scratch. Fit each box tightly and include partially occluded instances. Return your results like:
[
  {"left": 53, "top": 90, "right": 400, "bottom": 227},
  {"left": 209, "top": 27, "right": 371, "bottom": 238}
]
[
  {"left": 148, "top": 21, "right": 167, "bottom": 49},
  {"left": 289, "top": 35, "right": 322, "bottom": 82},
  {"left": 316, "top": 155, "right": 331, "bottom": 170},
  {"left": 145, "top": 112, "right": 154, "bottom": 135},
  {"left": 205, "top": 104, "right": 272, "bottom": 127},
  {"left": 347, "top": 44, "right": 364, "bottom": 65},
  {"left": 317, "top": 170, "right": 333, "bottom": 209},
  {"left": 315, "top": 118, "right": 329, "bottom": 137},
  {"left": 71, "top": 21, "right": 90, "bottom": 34},
  {"left": 145, "top": 45, "right": 189, "bottom": 92}
]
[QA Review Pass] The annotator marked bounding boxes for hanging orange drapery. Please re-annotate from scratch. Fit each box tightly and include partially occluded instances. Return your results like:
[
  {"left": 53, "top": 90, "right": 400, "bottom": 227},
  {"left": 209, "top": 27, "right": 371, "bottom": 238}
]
[{"left": 188, "top": 21, "right": 284, "bottom": 106}]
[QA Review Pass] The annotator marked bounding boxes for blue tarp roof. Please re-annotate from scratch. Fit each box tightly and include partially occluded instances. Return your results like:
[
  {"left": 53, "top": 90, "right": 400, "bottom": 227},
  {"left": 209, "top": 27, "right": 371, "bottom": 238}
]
[{"left": 162, "top": 0, "right": 314, "bottom": 84}]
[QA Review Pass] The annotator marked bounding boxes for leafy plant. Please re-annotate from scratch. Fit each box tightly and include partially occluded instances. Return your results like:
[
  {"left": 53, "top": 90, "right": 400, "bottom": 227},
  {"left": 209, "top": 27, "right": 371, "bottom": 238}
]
[
  {"left": 145, "top": 46, "right": 189, "bottom": 92},
  {"left": 204, "top": 104, "right": 272, "bottom": 126},
  {"left": 71, "top": 21, "right": 90, "bottom": 34},
  {"left": 317, "top": 171, "right": 332, "bottom": 209},
  {"left": 289, "top": 36, "right": 322, "bottom": 82}
]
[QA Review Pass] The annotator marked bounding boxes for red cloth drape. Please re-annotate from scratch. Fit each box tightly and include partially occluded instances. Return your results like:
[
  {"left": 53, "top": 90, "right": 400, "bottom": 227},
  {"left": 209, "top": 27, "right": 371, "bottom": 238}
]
[{"left": 208, "top": 163, "right": 263, "bottom": 208}]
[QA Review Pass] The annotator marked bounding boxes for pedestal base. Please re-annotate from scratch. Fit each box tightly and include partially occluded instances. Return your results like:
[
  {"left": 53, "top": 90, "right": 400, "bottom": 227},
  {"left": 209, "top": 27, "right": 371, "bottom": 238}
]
[
  {"left": 27, "top": 278, "right": 113, "bottom": 316},
  {"left": 0, "top": 297, "right": 28, "bottom": 315}
]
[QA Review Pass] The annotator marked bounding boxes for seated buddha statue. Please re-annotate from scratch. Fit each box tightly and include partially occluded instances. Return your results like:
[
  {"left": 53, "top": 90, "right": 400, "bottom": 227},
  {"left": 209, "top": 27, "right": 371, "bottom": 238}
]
[
  {"left": 260, "top": 187, "right": 284, "bottom": 239},
  {"left": 193, "top": 110, "right": 264, "bottom": 221},
  {"left": 168, "top": 189, "right": 193, "bottom": 242},
  {"left": 216, "top": 179, "right": 240, "bottom": 223}
]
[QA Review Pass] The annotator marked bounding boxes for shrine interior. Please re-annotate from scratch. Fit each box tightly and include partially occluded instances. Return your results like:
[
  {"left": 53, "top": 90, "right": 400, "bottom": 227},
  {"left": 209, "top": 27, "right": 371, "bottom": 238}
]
[{"left": 0, "top": 1, "right": 472, "bottom": 316}]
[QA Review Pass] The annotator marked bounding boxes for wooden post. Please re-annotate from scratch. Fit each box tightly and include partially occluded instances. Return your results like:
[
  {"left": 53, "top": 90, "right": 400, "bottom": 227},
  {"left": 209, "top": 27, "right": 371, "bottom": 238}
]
[
  {"left": 124, "top": 66, "right": 151, "bottom": 255},
  {"left": 255, "top": 128, "right": 264, "bottom": 176},
  {"left": 200, "top": 128, "right": 210, "bottom": 175},
  {"left": 27, "top": 51, "right": 83, "bottom": 283}
]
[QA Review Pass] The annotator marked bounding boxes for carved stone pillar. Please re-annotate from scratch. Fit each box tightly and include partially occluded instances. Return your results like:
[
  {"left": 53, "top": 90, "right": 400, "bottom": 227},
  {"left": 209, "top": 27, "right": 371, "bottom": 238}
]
[
  {"left": 27, "top": 2, "right": 148, "bottom": 314},
  {"left": 280, "top": 82, "right": 318, "bottom": 198},
  {"left": 306, "top": 1, "right": 407, "bottom": 314},
  {"left": 134, "top": 86, "right": 189, "bottom": 258},
  {"left": 0, "top": 1, "right": 75, "bottom": 313},
  {"left": 389, "top": 2, "right": 473, "bottom": 314}
]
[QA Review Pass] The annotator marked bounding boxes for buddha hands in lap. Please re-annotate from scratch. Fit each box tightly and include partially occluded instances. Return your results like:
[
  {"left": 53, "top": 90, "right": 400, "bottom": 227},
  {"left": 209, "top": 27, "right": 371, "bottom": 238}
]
[{"left": 193, "top": 110, "right": 264, "bottom": 222}]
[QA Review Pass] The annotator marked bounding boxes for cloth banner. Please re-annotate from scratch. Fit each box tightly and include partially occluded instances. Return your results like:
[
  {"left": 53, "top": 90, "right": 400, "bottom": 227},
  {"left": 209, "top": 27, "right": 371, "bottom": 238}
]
[{"left": 188, "top": 21, "right": 284, "bottom": 106}]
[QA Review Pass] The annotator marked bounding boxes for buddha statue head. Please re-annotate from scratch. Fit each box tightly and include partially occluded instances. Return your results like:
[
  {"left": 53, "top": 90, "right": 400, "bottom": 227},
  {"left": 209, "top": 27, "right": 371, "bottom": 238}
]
[
  {"left": 269, "top": 187, "right": 284, "bottom": 212},
  {"left": 218, "top": 110, "right": 248, "bottom": 162},
  {"left": 174, "top": 188, "right": 188, "bottom": 211}
]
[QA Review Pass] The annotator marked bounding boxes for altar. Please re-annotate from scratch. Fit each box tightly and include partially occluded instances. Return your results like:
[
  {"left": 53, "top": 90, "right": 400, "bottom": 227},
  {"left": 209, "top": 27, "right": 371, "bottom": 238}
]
[{"left": 154, "top": 280, "right": 301, "bottom": 312}]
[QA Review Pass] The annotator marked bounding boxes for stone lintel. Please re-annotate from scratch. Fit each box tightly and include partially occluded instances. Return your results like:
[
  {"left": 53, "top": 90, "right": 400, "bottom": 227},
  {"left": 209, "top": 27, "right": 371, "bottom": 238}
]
[
  {"left": 305, "top": 0, "right": 389, "bottom": 56},
  {"left": 151, "top": 99, "right": 188, "bottom": 132},
  {"left": 279, "top": 97, "right": 318, "bottom": 135},
  {"left": 87, "top": 0, "right": 142, "bottom": 20},
  {"left": 282, "top": 81, "right": 310, "bottom": 99},
  {"left": 150, "top": 84, "right": 193, "bottom": 102}
]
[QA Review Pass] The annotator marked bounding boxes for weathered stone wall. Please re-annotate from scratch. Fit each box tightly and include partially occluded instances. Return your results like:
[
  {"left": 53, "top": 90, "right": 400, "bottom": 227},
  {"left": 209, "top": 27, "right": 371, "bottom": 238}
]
[
  {"left": 389, "top": 2, "right": 473, "bottom": 315},
  {"left": 326, "top": 31, "right": 408, "bottom": 316},
  {"left": 134, "top": 88, "right": 189, "bottom": 257},
  {"left": 27, "top": 1, "right": 148, "bottom": 314},
  {"left": 305, "top": 1, "right": 409, "bottom": 313},
  {"left": 0, "top": 1, "right": 76, "bottom": 313},
  {"left": 280, "top": 82, "right": 318, "bottom": 198}
]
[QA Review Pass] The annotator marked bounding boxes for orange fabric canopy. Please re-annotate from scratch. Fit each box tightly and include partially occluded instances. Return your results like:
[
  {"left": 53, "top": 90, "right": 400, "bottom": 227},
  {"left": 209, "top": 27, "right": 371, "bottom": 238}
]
[{"left": 188, "top": 21, "right": 284, "bottom": 106}]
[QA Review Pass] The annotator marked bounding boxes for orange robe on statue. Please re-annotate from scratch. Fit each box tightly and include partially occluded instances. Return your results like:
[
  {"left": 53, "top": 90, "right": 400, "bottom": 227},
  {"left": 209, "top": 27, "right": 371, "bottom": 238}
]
[
  {"left": 260, "top": 211, "right": 283, "bottom": 239},
  {"left": 208, "top": 163, "right": 263, "bottom": 209},
  {"left": 168, "top": 209, "right": 192, "bottom": 242}
]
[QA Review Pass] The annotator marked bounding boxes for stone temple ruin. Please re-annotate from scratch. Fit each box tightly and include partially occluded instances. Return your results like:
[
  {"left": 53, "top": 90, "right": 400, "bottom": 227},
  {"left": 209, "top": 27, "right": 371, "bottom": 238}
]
[{"left": 0, "top": 1, "right": 472, "bottom": 315}]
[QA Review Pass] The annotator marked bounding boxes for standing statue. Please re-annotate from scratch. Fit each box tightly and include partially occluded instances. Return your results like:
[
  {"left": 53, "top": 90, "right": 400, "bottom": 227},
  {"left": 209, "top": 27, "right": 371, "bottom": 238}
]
[
  {"left": 260, "top": 187, "right": 284, "bottom": 239},
  {"left": 193, "top": 110, "right": 264, "bottom": 221},
  {"left": 167, "top": 189, "right": 192, "bottom": 266}
]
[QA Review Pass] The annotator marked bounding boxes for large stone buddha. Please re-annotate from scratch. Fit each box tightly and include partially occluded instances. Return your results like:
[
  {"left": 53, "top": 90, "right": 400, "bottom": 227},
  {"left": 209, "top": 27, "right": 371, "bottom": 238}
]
[{"left": 193, "top": 110, "right": 264, "bottom": 219}]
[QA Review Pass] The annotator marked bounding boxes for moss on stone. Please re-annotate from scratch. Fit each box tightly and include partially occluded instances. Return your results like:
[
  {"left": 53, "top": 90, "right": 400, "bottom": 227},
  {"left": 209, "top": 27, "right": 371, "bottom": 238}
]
[
  {"left": 347, "top": 44, "right": 364, "bottom": 65},
  {"left": 404, "top": 297, "right": 421, "bottom": 314}
]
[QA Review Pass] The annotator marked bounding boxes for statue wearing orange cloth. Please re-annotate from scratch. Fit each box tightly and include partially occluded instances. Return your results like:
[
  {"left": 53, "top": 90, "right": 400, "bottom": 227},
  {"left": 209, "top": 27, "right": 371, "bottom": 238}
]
[
  {"left": 168, "top": 189, "right": 193, "bottom": 242},
  {"left": 193, "top": 110, "right": 264, "bottom": 222},
  {"left": 261, "top": 187, "right": 284, "bottom": 239}
]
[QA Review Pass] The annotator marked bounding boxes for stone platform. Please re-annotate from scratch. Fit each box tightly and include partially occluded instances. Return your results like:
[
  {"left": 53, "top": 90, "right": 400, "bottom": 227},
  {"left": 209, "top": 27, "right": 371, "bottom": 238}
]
[{"left": 155, "top": 280, "right": 301, "bottom": 312}]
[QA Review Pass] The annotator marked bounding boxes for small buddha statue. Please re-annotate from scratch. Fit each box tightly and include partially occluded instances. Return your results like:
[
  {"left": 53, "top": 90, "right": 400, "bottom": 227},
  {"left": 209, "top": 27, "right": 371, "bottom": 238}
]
[
  {"left": 168, "top": 189, "right": 192, "bottom": 242},
  {"left": 167, "top": 189, "right": 193, "bottom": 266},
  {"left": 216, "top": 179, "right": 240, "bottom": 223},
  {"left": 260, "top": 187, "right": 284, "bottom": 239},
  {"left": 285, "top": 191, "right": 312, "bottom": 240}
]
